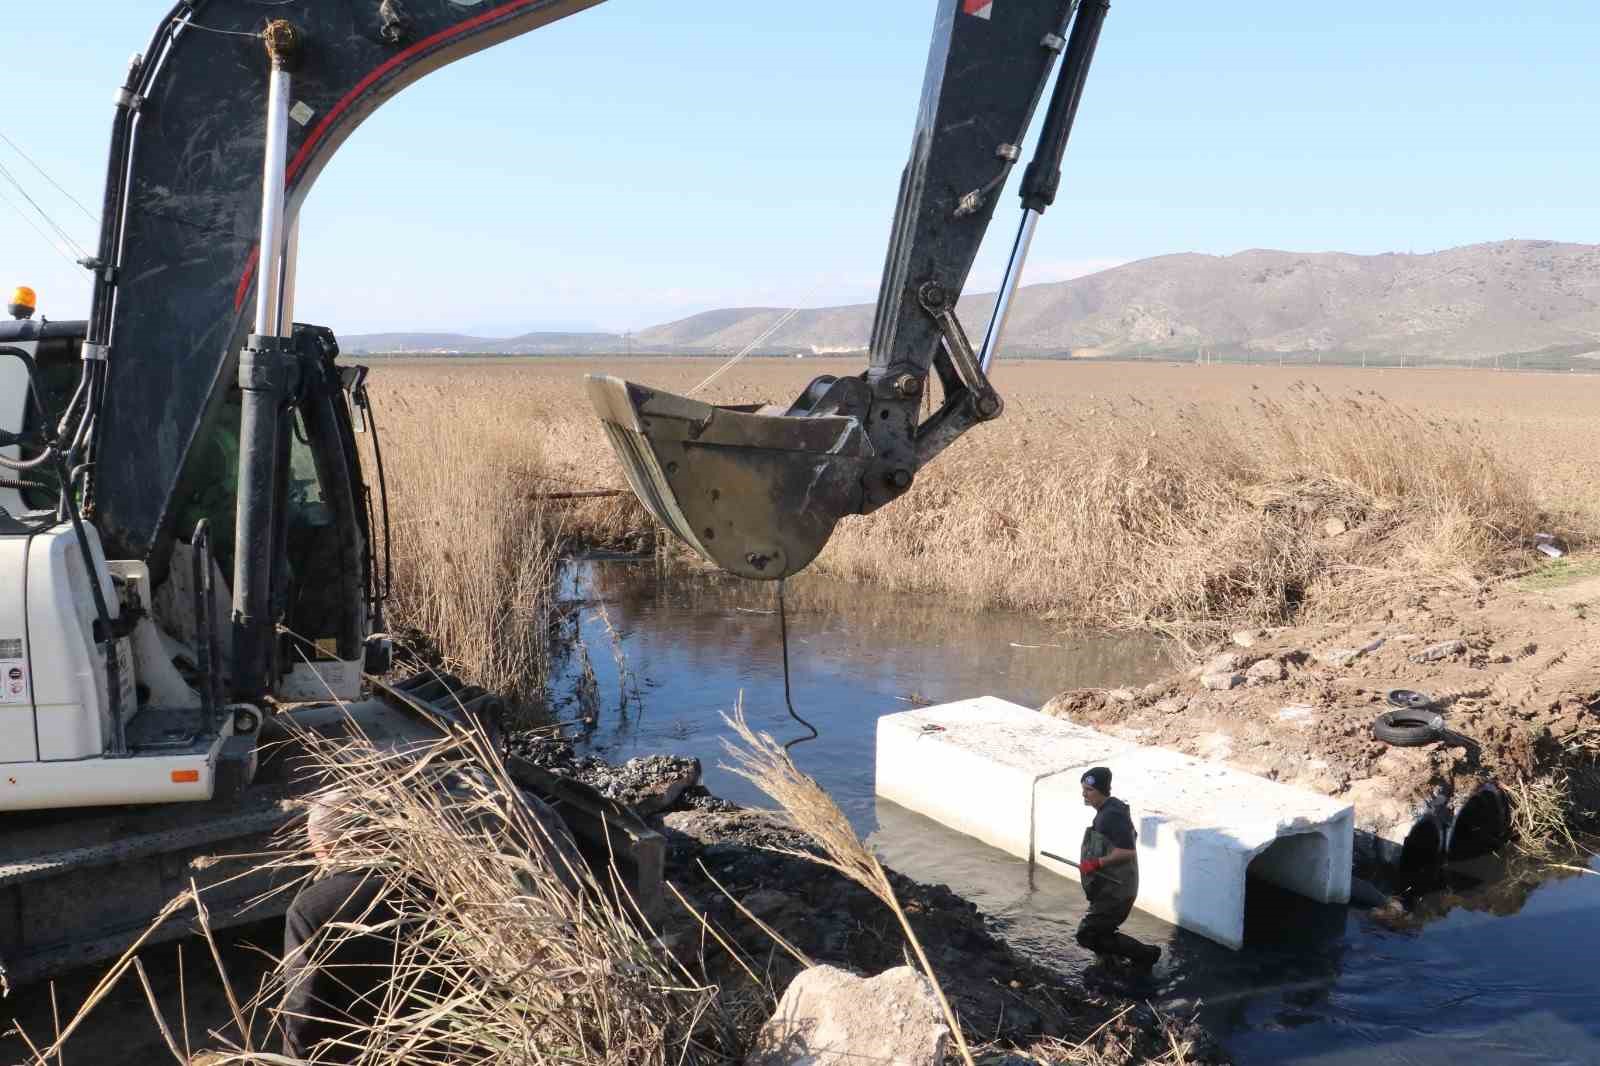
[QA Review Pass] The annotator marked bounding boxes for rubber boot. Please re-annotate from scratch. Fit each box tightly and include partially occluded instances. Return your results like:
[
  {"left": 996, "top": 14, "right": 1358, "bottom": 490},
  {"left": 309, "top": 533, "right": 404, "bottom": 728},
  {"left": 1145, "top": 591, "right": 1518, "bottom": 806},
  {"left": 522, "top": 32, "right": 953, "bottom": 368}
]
[{"left": 1109, "top": 932, "right": 1160, "bottom": 970}]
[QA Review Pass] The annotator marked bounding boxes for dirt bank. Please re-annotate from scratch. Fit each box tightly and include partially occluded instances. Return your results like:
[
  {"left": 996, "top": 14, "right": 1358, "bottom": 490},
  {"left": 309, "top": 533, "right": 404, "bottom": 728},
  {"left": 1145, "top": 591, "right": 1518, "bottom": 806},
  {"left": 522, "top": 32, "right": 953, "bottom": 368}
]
[
  {"left": 511, "top": 735, "right": 1225, "bottom": 1064},
  {"left": 1042, "top": 566, "right": 1600, "bottom": 852}
]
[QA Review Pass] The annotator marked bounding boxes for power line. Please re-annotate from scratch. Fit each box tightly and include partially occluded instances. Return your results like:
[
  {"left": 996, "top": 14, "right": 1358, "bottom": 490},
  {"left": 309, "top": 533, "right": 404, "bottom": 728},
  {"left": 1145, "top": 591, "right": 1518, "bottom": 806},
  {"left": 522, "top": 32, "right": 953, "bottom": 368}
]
[
  {"left": 0, "top": 182, "right": 82, "bottom": 268},
  {"left": 0, "top": 130, "right": 98, "bottom": 225},
  {"left": 0, "top": 157, "right": 91, "bottom": 261}
]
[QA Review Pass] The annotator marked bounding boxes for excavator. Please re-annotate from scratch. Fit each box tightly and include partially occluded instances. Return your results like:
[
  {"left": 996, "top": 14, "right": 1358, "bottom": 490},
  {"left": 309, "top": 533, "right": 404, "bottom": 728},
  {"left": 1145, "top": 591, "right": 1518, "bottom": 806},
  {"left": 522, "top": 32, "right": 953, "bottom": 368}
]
[{"left": 0, "top": 0, "right": 1106, "bottom": 982}]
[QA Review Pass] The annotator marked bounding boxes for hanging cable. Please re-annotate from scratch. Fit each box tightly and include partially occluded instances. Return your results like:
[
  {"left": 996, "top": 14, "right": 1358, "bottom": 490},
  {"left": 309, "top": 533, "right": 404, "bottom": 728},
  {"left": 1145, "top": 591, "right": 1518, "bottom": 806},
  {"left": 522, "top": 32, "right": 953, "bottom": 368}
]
[
  {"left": 688, "top": 273, "right": 839, "bottom": 397},
  {"left": 0, "top": 130, "right": 99, "bottom": 224},
  {"left": 776, "top": 578, "right": 818, "bottom": 752},
  {"left": 0, "top": 157, "right": 92, "bottom": 261},
  {"left": 0, "top": 182, "right": 82, "bottom": 268},
  {"left": 690, "top": 307, "right": 800, "bottom": 396}
]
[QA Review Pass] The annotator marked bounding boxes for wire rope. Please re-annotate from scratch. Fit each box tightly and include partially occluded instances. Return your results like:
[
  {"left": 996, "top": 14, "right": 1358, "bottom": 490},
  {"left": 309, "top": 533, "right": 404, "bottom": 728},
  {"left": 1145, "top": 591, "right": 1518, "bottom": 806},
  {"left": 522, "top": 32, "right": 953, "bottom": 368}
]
[
  {"left": 0, "top": 131, "right": 99, "bottom": 224},
  {"left": 776, "top": 578, "right": 818, "bottom": 752},
  {"left": 0, "top": 158, "right": 91, "bottom": 261}
]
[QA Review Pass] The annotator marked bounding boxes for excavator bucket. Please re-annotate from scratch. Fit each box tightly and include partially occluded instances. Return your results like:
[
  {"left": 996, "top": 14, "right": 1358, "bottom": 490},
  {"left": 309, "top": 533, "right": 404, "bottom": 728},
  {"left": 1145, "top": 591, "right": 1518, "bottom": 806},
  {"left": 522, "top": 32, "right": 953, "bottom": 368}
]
[{"left": 586, "top": 375, "right": 873, "bottom": 580}]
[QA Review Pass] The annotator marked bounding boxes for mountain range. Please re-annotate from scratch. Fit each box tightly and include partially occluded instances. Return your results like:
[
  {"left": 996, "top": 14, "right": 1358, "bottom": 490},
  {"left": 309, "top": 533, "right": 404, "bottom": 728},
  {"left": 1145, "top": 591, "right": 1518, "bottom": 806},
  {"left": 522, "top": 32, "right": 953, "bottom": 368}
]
[{"left": 341, "top": 240, "right": 1600, "bottom": 365}]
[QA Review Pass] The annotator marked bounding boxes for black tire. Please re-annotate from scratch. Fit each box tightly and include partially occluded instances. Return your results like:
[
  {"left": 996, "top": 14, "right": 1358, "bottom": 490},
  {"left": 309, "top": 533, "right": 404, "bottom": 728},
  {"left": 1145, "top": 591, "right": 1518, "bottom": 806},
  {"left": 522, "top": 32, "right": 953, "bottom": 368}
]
[
  {"left": 1387, "top": 689, "right": 1432, "bottom": 711},
  {"left": 1373, "top": 710, "right": 1444, "bottom": 746}
]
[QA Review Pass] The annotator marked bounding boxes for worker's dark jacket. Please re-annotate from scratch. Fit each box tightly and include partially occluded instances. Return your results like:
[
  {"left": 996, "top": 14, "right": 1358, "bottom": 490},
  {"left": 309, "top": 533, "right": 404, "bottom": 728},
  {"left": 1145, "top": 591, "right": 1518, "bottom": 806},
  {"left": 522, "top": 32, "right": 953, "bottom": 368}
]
[
  {"left": 282, "top": 871, "right": 410, "bottom": 1063},
  {"left": 1080, "top": 797, "right": 1138, "bottom": 903}
]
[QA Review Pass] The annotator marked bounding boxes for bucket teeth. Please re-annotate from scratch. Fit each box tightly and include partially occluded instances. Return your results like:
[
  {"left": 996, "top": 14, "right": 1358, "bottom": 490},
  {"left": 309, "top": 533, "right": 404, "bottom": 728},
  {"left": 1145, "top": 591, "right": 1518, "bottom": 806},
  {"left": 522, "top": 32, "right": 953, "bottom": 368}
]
[{"left": 586, "top": 374, "right": 873, "bottom": 580}]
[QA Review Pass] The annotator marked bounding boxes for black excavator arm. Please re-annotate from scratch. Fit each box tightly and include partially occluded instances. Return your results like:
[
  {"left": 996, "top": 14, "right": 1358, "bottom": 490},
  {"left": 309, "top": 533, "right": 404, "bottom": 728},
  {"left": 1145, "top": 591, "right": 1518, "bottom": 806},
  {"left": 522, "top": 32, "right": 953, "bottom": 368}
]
[
  {"left": 84, "top": 0, "right": 604, "bottom": 572},
  {"left": 58, "top": 0, "right": 1104, "bottom": 698},
  {"left": 589, "top": 0, "right": 1109, "bottom": 579}
]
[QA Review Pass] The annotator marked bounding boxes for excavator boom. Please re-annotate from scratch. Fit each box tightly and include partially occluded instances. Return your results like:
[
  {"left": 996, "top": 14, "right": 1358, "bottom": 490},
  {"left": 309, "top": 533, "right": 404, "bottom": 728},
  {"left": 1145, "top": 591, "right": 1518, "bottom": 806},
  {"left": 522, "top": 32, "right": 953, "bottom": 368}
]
[
  {"left": 591, "top": 0, "right": 1108, "bottom": 579},
  {"left": 88, "top": 0, "right": 603, "bottom": 571}
]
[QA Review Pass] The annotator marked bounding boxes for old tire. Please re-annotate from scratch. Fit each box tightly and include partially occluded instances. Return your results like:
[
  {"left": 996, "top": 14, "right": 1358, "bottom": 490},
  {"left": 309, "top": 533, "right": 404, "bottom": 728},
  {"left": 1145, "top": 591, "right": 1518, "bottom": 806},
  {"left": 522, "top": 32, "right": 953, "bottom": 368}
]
[
  {"left": 1387, "top": 689, "right": 1432, "bottom": 711},
  {"left": 1373, "top": 710, "right": 1444, "bottom": 746}
]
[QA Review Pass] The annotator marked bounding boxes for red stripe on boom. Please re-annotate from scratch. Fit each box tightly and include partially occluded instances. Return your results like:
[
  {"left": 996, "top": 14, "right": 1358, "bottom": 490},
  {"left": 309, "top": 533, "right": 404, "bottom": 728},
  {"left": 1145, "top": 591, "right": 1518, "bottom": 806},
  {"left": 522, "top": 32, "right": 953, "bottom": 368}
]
[{"left": 234, "top": 0, "right": 548, "bottom": 311}]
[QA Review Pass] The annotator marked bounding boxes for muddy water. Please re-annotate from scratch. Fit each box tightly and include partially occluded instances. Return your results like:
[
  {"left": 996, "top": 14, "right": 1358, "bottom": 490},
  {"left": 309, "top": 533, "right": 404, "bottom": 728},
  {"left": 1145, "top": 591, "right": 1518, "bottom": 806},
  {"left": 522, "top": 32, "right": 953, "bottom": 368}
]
[
  {"left": 555, "top": 558, "right": 1174, "bottom": 825},
  {"left": 558, "top": 559, "right": 1600, "bottom": 1066}
]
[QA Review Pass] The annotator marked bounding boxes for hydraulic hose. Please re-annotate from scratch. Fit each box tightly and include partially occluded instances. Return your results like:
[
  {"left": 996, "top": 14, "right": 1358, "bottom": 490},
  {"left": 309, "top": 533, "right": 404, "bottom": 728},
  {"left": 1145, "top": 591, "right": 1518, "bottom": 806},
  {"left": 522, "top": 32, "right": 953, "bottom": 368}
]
[{"left": 0, "top": 346, "right": 125, "bottom": 752}]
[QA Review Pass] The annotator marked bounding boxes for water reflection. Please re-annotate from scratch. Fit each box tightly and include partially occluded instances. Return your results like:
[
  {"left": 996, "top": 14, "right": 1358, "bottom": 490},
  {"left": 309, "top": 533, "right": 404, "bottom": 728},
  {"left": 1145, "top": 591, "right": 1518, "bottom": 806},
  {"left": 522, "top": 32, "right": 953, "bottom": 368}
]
[{"left": 556, "top": 559, "right": 1174, "bottom": 822}]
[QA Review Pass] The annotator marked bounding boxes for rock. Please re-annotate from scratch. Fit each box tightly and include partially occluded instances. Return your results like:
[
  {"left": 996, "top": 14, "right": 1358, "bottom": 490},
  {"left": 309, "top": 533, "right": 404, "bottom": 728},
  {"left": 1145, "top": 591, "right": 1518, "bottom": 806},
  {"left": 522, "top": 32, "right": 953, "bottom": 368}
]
[
  {"left": 1276, "top": 704, "right": 1313, "bottom": 722},
  {"left": 1245, "top": 658, "right": 1286, "bottom": 683},
  {"left": 1231, "top": 629, "right": 1260, "bottom": 648},
  {"left": 1410, "top": 639, "right": 1466, "bottom": 663},
  {"left": 746, "top": 964, "right": 948, "bottom": 1066},
  {"left": 1200, "top": 672, "right": 1245, "bottom": 691},
  {"left": 589, "top": 754, "right": 702, "bottom": 815},
  {"left": 1140, "top": 681, "right": 1167, "bottom": 701},
  {"left": 742, "top": 888, "right": 797, "bottom": 919},
  {"left": 1040, "top": 689, "right": 1101, "bottom": 720},
  {"left": 1316, "top": 637, "right": 1383, "bottom": 668},
  {"left": 1204, "top": 651, "right": 1246, "bottom": 675},
  {"left": 1106, "top": 688, "right": 1138, "bottom": 704},
  {"left": 1323, "top": 517, "right": 1348, "bottom": 537},
  {"left": 1154, "top": 697, "right": 1185, "bottom": 715}
]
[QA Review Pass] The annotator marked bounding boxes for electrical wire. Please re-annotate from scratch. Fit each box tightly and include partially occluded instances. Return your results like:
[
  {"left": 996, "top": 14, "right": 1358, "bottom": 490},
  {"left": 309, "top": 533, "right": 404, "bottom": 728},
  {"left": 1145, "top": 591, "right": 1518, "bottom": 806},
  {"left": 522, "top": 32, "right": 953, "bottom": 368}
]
[
  {"left": 0, "top": 157, "right": 92, "bottom": 261},
  {"left": 183, "top": 20, "right": 265, "bottom": 39},
  {"left": 689, "top": 307, "right": 800, "bottom": 396},
  {"left": 0, "top": 182, "right": 81, "bottom": 268},
  {"left": 776, "top": 578, "right": 818, "bottom": 752},
  {"left": 0, "top": 131, "right": 99, "bottom": 224}
]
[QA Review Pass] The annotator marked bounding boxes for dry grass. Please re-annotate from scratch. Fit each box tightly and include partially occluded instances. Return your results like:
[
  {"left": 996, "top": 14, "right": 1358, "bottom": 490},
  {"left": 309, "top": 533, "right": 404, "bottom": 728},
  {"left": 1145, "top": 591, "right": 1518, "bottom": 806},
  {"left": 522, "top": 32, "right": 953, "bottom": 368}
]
[
  {"left": 367, "top": 358, "right": 1573, "bottom": 635},
  {"left": 719, "top": 703, "right": 977, "bottom": 1066},
  {"left": 821, "top": 383, "right": 1547, "bottom": 631},
  {"left": 363, "top": 383, "right": 565, "bottom": 710},
  {"left": 1505, "top": 771, "right": 1581, "bottom": 857},
  {"left": 259, "top": 724, "right": 724, "bottom": 1064},
  {"left": 16, "top": 720, "right": 729, "bottom": 1065}
]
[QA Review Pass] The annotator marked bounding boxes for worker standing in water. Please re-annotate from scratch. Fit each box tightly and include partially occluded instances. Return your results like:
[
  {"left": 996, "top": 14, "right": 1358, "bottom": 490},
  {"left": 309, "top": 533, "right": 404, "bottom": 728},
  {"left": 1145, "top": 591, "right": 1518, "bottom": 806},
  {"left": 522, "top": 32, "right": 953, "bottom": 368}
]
[{"left": 1076, "top": 767, "right": 1162, "bottom": 970}]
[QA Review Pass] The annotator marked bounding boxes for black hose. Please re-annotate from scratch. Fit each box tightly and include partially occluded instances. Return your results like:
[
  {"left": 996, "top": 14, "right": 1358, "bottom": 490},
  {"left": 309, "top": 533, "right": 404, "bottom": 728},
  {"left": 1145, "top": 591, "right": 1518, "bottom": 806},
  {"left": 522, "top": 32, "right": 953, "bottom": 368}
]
[
  {"left": 777, "top": 578, "right": 818, "bottom": 752},
  {"left": 362, "top": 392, "right": 393, "bottom": 606},
  {"left": 192, "top": 519, "right": 215, "bottom": 724},
  {"left": 0, "top": 346, "right": 125, "bottom": 752}
]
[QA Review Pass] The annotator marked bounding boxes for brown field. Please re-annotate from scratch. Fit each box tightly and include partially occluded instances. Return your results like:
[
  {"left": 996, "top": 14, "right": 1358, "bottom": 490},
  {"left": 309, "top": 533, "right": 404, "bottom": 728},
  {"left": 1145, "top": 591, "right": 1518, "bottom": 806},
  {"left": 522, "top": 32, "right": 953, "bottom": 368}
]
[{"left": 365, "top": 356, "right": 1596, "bottom": 679}]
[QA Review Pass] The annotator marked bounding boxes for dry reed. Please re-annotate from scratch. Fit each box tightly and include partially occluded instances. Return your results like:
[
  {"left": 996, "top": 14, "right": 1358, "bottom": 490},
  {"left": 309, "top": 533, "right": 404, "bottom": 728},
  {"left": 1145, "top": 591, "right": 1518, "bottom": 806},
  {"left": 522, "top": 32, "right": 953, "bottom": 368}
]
[
  {"left": 718, "top": 704, "right": 977, "bottom": 1066},
  {"left": 818, "top": 383, "right": 1547, "bottom": 632},
  {"left": 369, "top": 362, "right": 1553, "bottom": 637},
  {"left": 12, "top": 723, "right": 727, "bottom": 1064},
  {"left": 1505, "top": 771, "right": 1580, "bottom": 857},
  {"left": 362, "top": 383, "right": 563, "bottom": 711},
  {"left": 254, "top": 722, "right": 722, "bottom": 1065}
]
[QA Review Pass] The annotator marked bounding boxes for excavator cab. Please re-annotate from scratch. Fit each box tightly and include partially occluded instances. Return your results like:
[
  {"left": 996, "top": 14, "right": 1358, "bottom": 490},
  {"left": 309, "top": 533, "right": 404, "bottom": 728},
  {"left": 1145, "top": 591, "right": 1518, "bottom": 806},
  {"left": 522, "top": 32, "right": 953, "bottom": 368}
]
[{"left": 0, "top": 314, "right": 384, "bottom": 811}]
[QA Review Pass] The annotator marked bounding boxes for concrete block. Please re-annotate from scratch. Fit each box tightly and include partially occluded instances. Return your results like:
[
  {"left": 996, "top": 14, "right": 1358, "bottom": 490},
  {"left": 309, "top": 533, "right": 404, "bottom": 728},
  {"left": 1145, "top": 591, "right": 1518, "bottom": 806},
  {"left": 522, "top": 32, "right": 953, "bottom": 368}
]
[
  {"left": 876, "top": 698, "right": 1353, "bottom": 950},
  {"left": 875, "top": 697, "right": 1127, "bottom": 859}
]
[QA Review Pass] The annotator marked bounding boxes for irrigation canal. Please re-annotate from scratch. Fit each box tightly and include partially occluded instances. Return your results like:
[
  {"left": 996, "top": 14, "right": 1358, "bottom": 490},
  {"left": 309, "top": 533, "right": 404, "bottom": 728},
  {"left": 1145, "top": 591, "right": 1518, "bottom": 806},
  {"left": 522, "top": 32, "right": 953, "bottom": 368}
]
[{"left": 556, "top": 557, "right": 1600, "bottom": 1066}]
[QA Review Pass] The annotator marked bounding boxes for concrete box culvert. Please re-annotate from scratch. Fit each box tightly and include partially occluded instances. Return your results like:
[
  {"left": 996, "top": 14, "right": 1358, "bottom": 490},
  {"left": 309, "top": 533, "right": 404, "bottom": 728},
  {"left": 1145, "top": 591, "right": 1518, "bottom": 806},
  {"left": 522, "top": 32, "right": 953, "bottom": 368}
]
[{"left": 876, "top": 697, "right": 1354, "bottom": 951}]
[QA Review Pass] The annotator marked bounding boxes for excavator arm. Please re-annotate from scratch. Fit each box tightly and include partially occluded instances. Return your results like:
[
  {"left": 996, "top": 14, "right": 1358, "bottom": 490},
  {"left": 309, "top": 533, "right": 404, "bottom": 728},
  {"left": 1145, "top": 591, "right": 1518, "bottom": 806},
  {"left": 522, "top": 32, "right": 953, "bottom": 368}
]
[
  {"left": 60, "top": 0, "right": 1103, "bottom": 700},
  {"left": 86, "top": 0, "right": 604, "bottom": 571},
  {"left": 590, "top": 0, "right": 1108, "bottom": 579}
]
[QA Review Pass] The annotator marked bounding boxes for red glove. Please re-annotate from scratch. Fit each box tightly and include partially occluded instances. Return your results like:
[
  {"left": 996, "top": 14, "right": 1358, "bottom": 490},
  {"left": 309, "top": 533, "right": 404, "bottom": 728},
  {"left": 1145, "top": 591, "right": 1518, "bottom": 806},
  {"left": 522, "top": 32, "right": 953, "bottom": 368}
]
[{"left": 1079, "top": 858, "right": 1103, "bottom": 875}]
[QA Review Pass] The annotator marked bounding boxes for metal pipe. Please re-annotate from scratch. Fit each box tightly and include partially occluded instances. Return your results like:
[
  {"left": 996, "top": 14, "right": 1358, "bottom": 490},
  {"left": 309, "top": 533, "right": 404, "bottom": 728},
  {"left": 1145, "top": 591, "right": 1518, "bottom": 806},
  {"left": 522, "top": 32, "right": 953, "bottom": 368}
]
[
  {"left": 231, "top": 21, "right": 301, "bottom": 701},
  {"left": 253, "top": 62, "right": 292, "bottom": 338},
  {"left": 977, "top": 208, "right": 1039, "bottom": 374},
  {"left": 277, "top": 213, "right": 300, "bottom": 334},
  {"left": 191, "top": 519, "right": 215, "bottom": 726}
]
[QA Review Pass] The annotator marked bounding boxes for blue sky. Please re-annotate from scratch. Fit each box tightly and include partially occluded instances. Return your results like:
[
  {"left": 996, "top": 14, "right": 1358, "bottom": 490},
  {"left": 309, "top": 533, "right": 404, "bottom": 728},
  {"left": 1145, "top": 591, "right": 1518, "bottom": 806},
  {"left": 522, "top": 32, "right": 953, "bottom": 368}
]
[{"left": 4, "top": 1, "right": 1597, "bottom": 334}]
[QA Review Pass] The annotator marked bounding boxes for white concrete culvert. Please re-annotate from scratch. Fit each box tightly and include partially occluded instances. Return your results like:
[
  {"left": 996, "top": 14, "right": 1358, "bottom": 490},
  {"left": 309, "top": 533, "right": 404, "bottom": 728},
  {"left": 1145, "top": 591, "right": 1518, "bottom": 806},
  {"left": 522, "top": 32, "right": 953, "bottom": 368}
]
[{"left": 876, "top": 697, "right": 1354, "bottom": 950}]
